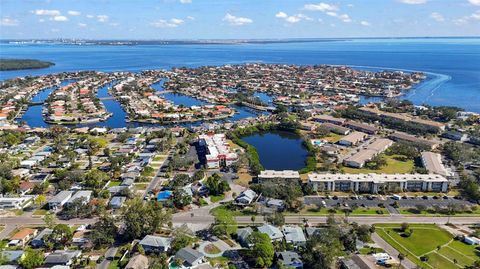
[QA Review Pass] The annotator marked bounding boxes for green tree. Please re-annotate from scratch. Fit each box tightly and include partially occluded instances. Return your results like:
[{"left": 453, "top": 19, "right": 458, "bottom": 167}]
[
  {"left": 249, "top": 231, "right": 274, "bottom": 268},
  {"left": 121, "top": 198, "right": 171, "bottom": 240},
  {"left": 44, "top": 212, "right": 56, "bottom": 229},
  {"left": 302, "top": 226, "right": 343, "bottom": 269},
  {"left": 172, "top": 188, "right": 192, "bottom": 209},
  {"left": 204, "top": 173, "right": 230, "bottom": 195},
  {"left": 89, "top": 215, "right": 118, "bottom": 249},
  {"left": 83, "top": 169, "right": 109, "bottom": 189},
  {"left": 19, "top": 249, "right": 44, "bottom": 269}
]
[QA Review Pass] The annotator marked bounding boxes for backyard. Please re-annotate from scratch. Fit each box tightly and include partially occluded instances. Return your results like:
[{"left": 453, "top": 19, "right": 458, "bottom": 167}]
[{"left": 342, "top": 154, "right": 415, "bottom": 174}]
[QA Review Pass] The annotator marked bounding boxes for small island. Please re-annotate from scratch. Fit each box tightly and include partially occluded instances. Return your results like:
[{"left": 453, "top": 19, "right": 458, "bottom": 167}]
[{"left": 0, "top": 59, "right": 54, "bottom": 71}]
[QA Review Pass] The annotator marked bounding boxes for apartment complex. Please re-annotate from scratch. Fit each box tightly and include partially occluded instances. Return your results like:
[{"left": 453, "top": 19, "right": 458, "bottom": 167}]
[
  {"left": 258, "top": 170, "right": 301, "bottom": 181},
  {"left": 198, "top": 133, "right": 238, "bottom": 169},
  {"left": 421, "top": 152, "right": 450, "bottom": 177},
  {"left": 308, "top": 173, "right": 448, "bottom": 193},
  {"left": 344, "top": 138, "right": 393, "bottom": 168}
]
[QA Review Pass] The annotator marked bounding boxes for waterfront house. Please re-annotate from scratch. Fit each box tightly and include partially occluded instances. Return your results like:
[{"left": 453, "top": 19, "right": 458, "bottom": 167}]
[{"left": 139, "top": 235, "right": 172, "bottom": 253}]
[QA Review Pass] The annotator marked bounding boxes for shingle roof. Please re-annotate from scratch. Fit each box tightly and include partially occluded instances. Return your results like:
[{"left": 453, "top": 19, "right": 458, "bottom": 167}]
[
  {"left": 174, "top": 247, "right": 204, "bottom": 266},
  {"left": 139, "top": 235, "right": 171, "bottom": 248}
]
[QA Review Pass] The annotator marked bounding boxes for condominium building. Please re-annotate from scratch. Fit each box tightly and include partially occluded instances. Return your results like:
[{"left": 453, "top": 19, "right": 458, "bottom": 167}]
[
  {"left": 308, "top": 173, "right": 448, "bottom": 193},
  {"left": 344, "top": 138, "right": 393, "bottom": 168},
  {"left": 258, "top": 170, "right": 301, "bottom": 181},
  {"left": 421, "top": 152, "right": 450, "bottom": 177},
  {"left": 198, "top": 133, "right": 238, "bottom": 169}
]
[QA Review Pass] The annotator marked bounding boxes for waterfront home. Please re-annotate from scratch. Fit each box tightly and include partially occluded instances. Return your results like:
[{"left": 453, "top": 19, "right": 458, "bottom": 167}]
[
  {"left": 9, "top": 228, "right": 38, "bottom": 247},
  {"left": 308, "top": 173, "right": 449, "bottom": 193},
  {"left": 257, "top": 170, "right": 300, "bottom": 181},
  {"left": 139, "top": 235, "right": 172, "bottom": 253},
  {"left": 421, "top": 152, "right": 450, "bottom": 177},
  {"left": 275, "top": 251, "right": 303, "bottom": 269},
  {"left": 44, "top": 250, "right": 81, "bottom": 266},
  {"left": 236, "top": 227, "right": 254, "bottom": 248},
  {"left": 48, "top": 191, "right": 73, "bottom": 210},
  {"left": 282, "top": 226, "right": 306, "bottom": 246},
  {"left": 174, "top": 247, "right": 206, "bottom": 268},
  {"left": 338, "top": 131, "right": 368, "bottom": 146},
  {"left": 257, "top": 224, "right": 283, "bottom": 241}
]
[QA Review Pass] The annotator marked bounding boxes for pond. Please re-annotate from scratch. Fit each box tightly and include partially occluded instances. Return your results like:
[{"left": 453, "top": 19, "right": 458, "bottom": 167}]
[
  {"left": 241, "top": 131, "right": 308, "bottom": 171},
  {"left": 161, "top": 92, "right": 209, "bottom": 107}
]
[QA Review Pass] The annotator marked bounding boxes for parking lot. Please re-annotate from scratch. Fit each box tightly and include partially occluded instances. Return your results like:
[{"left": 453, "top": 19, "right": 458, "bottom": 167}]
[{"left": 304, "top": 195, "right": 475, "bottom": 208}]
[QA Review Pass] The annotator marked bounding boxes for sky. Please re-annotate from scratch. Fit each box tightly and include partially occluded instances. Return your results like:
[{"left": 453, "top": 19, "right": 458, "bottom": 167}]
[{"left": 1, "top": 0, "right": 479, "bottom": 39}]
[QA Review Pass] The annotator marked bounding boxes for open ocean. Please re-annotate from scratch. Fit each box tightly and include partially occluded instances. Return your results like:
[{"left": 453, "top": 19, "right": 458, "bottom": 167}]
[{"left": 1, "top": 38, "right": 479, "bottom": 112}]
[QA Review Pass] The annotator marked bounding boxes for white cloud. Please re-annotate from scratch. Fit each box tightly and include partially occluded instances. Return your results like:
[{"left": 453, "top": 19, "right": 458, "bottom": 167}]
[
  {"left": 430, "top": 12, "right": 445, "bottom": 22},
  {"left": 179, "top": 0, "right": 192, "bottom": 3},
  {"left": 33, "top": 9, "right": 60, "bottom": 16},
  {"left": 326, "top": 11, "right": 337, "bottom": 17},
  {"left": 398, "top": 0, "right": 427, "bottom": 4},
  {"left": 338, "top": 14, "right": 351, "bottom": 22},
  {"left": 86, "top": 15, "right": 94, "bottom": 19},
  {"left": 470, "top": 10, "right": 480, "bottom": 20},
  {"left": 303, "top": 3, "right": 337, "bottom": 12},
  {"left": 51, "top": 15, "right": 68, "bottom": 22},
  {"left": 78, "top": 23, "right": 87, "bottom": 27},
  {"left": 285, "top": 16, "right": 301, "bottom": 23},
  {"left": 360, "top": 20, "right": 371, "bottom": 26},
  {"left": 453, "top": 10, "right": 480, "bottom": 25},
  {"left": 222, "top": 13, "right": 253, "bottom": 26},
  {"left": 68, "top": 10, "right": 81, "bottom": 16},
  {"left": 97, "top": 15, "right": 109, "bottom": 22},
  {"left": 151, "top": 18, "right": 184, "bottom": 28},
  {"left": 468, "top": 0, "right": 480, "bottom": 6},
  {"left": 0, "top": 17, "right": 19, "bottom": 26},
  {"left": 187, "top": 16, "right": 195, "bottom": 20},
  {"left": 275, "top": 12, "right": 288, "bottom": 18},
  {"left": 297, "top": 14, "right": 313, "bottom": 21}
]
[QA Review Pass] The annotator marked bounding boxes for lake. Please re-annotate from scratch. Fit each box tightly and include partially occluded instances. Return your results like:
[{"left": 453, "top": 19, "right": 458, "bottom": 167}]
[{"left": 241, "top": 131, "right": 308, "bottom": 171}]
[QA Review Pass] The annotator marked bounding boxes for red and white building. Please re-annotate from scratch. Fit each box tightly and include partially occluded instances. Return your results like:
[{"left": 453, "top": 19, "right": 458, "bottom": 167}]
[{"left": 199, "top": 133, "right": 238, "bottom": 169}]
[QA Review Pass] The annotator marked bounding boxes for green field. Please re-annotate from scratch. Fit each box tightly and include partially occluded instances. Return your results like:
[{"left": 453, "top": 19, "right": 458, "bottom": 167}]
[
  {"left": 399, "top": 207, "right": 480, "bottom": 216},
  {"left": 291, "top": 206, "right": 389, "bottom": 216},
  {"left": 342, "top": 154, "right": 414, "bottom": 174},
  {"left": 376, "top": 224, "right": 478, "bottom": 269}
]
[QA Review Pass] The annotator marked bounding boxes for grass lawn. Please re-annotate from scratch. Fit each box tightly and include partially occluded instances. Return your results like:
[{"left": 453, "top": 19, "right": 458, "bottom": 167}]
[
  {"left": 32, "top": 209, "right": 47, "bottom": 216},
  {"left": 342, "top": 154, "right": 414, "bottom": 174},
  {"left": 323, "top": 132, "right": 343, "bottom": 143},
  {"left": 134, "top": 183, "right": 148, "bottom": 191},
  {"left": 400, "top": 207, "right": 480, "bottom": 216},
  {"left": 209, "top": 194, "right": 225, "bottom": 203},
  {"left": 153, "top": 155, "right": 166, "bottom": 162},
  {"left": 208, "top": 256, "right": 229, "bottom": 267},
  {"left": 375, "top": 224, "right": 477, "bottom": 269},
  {"left": 199, "top": 198, "right": 208, "bottom": 206},
  {"left": 204, "top": 244, "right": 221, "bottom": 254},
  {"left": 235, "top": 169, "right": 252, "bottom": 187},
  {"left": 107, "top": 181, "right": 121, "bottom": 187}
]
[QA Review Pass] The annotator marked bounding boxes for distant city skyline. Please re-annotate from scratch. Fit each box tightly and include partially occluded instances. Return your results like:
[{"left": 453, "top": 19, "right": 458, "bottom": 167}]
[{"left": 1, "top": 0, "right": 480, "bottom": 39}]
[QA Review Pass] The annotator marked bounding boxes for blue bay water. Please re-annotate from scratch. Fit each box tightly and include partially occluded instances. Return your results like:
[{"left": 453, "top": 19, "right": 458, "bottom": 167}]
[{"left": 1, "top": 38, "right": 479, "bottom": 113}]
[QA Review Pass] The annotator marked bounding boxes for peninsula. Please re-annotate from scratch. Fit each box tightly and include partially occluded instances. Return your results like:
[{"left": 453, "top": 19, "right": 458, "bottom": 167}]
[{"left": 0, "top": 59, "right": 54, "bottom": 71}]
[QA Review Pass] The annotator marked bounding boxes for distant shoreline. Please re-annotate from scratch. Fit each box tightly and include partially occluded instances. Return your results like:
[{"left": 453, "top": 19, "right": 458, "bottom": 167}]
[
  {"left": 0, "top": 36, "right": 478, "bottom": 46},
  {"left": 0, "top": 59, "right": 54, "bottom": 71}
]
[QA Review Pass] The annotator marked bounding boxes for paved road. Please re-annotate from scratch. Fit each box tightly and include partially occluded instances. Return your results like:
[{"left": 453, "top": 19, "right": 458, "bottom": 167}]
[
  {"left": 371, "top": 232, "right": 417, "bottom": 269},
  {"left": 96, "top": 247, "right": 118, "bottom": 269}
]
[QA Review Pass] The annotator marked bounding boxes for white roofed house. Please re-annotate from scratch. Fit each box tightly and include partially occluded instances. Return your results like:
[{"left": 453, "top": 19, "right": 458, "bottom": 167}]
[
  {"left": 282, "top": 225, "right": 306, "bottom": 246},
  {"left": 66, "top": 190, "right": 92, "bottom": 205},
  {"left": 48, "top": 190, "right": 74, "bottom": 210},
  {"left": 257, "top": 224, "right": 283, "bottom": 241},
  {"left": 139, "top": 235, "right": 172, "bottom": 253},
  {"left": 257, "top": 170, "right": 300, "bottom": 182},
  {"left": 235, "top": 189, "right": 257, "bottom": 205}
]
